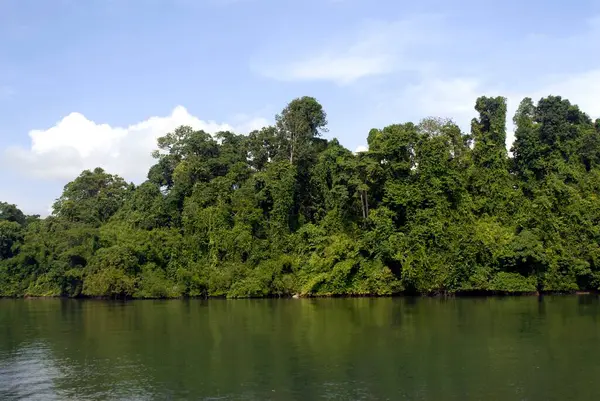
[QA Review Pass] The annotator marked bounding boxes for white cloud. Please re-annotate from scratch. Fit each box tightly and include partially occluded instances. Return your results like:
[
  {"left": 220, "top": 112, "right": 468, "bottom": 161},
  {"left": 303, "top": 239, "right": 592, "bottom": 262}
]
[
  {"left": 402, "top": 78, "right": 488, "bottom": 119},
  {"left": 4, "top": 106, "right": 269, "bottom": 183},
  {"left": 498, "top": 68, "right": 600, "bottom": 150},
  {"left": 370, "top": 62, "right": 600, "bottom": 151},
  {"left": 396, "top": 70, "right": 600, "bottom": 149},
  {"left": 279, "top": 55, "right": 393, "bottom": 86},
  {"left": 528, "top": 69, "right": 600, "bottom": 118},
  {"left": 228, "top": 113, "right": 270, "bottom": 133},
  {"left": 354, "top": 145, "right": 368, "bottom": 153},
  {"left": 372, "top": 77, "right": 496, "bottom": 133},
  {"left": 256, "top": 14, "right": 445, "bottom": 85}
]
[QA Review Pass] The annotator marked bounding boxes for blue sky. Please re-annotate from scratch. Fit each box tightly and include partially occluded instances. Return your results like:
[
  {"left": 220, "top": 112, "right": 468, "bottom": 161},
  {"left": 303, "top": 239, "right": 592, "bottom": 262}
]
[{"left": 1, "top": 0, "right": 600, "bottom": 215}]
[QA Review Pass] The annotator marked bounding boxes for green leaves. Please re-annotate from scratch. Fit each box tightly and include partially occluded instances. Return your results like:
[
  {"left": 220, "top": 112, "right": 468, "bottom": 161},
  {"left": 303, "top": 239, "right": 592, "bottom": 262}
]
[
  {"left": 4, "top": 94, "right": 600, "bottom": 298},
  {"left": 52, "top": 168, "right": 131, "bottom": 226},
  {"left": 0, "top": 220, "right": 23, "bottom": 260},
  {"left": 0, "top": 202, "right": 26, "bottom": 226},
  {"left": 276, "top": 96, "right": 328, "bottom": 165}
]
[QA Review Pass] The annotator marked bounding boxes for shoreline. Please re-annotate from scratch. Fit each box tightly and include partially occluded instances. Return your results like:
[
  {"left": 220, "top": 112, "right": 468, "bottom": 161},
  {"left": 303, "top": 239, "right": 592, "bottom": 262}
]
[{"left": 1, "top": 290, "right": 598, "bottom": 301}]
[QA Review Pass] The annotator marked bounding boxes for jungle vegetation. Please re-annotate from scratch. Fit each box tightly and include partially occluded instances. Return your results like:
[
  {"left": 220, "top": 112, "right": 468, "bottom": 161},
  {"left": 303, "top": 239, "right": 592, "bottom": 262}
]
[{"left": 2, "top": 95, "right": 600, "bottom": 298}]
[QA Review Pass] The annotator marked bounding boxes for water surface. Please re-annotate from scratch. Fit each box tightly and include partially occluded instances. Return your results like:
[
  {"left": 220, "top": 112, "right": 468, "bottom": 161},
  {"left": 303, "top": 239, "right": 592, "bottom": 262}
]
[{"left": 1, "top": 296, "right": 599, "bottom": 400}]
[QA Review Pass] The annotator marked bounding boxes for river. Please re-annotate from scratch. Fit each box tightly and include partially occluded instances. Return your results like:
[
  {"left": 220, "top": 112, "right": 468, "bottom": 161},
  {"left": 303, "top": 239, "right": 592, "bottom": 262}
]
[{"left": 1, "top": 296, "right": 599, "bottom": 400}]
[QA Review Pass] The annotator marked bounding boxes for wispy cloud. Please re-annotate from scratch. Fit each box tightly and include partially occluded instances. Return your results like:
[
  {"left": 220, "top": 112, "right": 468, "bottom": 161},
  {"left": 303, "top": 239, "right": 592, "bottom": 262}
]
[
  {"left": 254, "top": 14, "right": 446, "bottom": 85},
  {"left": 359, "top": 11, "right": 600, "bottom": 148}
]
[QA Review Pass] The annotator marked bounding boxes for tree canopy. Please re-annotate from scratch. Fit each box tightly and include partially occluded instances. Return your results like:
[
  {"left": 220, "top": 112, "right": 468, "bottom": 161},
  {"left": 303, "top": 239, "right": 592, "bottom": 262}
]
[{"left": 2, "top": 95, "right": 600, "bottom": 298}]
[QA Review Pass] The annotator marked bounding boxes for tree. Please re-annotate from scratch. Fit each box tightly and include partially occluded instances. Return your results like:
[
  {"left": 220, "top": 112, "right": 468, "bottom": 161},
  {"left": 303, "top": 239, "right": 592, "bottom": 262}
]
[
  {"left": 0, "top": 202, "right": 26, "bottom": 226},
  {"left": 4, "top": 94, "right": 600, "bottom": 298},
  {"left": 511, "top": 97, "right": 540, "bottom": 180},
  {"left": 471, "top": 96, "right": 508, "bottom": 169},
  {"left": 52, "top": 168, "right": 131, "bottom": 226},
  {"left": 468, "top": 96, "right": 514, "bottom": 216},
  {"left": 276, "top": 96, "right": 328, "bottom": 165},
  {"left": 0, "top": 220, "right": 23, "bottom": 259},
  {"left": 246, "top": 127, "right": 282, "bottom": 171}
]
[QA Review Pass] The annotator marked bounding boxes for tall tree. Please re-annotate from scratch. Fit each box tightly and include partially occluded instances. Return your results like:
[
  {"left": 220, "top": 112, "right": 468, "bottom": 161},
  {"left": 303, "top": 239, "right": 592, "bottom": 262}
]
[
  {"left": 0, "top": 202, "right": 26, "bottom": 226},
  {"left": 52, "top": 168, "right": 131, "bottom": 226},
  {"left": 469, "top": 96, "right": 513, "bottom": 216},
  {"left": 4, "top": 94, "right": 600, "bottom": 298},
  {"left": 275, "top": 96, "right": 328, "bottom": 165}
]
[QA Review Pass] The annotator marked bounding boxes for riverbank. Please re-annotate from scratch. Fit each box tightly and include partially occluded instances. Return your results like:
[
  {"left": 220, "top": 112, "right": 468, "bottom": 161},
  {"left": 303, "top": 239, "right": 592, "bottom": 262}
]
[{"left": 3, "top": 289, "right": 597, "bottom": 301}]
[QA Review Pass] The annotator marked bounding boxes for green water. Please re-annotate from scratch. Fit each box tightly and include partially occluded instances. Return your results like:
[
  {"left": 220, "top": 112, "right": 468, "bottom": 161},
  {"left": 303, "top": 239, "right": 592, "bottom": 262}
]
[{"left": 1, "top": 297, "right": 599, "bottom": 400}]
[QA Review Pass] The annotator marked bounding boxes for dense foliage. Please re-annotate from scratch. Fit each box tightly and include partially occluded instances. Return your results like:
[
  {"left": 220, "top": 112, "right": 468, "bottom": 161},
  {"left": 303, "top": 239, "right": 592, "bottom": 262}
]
[{"left": 2, "top": 95, "right": 600, "bottom": 298}]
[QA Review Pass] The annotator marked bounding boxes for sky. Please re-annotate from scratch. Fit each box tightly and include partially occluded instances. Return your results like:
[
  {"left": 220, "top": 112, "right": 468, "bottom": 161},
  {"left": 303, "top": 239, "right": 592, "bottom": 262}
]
[{"left": 1, "top": 0, "right": 600, "bottom": 215}]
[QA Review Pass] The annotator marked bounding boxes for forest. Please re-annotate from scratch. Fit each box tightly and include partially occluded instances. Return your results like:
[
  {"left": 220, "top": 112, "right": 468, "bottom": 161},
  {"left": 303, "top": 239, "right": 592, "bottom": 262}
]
[{"left": 2, "top": 94, "right": 600, "bottom": 298}]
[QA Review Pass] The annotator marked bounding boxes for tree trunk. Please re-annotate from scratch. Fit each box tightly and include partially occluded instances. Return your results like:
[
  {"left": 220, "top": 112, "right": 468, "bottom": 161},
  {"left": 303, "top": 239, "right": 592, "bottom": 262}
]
[{"left": 360, "top": 190, "right": 369, "bottom": 221}]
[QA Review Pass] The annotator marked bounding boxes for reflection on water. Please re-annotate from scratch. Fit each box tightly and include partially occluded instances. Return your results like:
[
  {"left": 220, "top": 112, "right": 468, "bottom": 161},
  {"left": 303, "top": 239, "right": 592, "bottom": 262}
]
[
  {"left": 0, "top": 341, "right": 63, "bottom": 400},
  {"left": 0, "top": 340, "right": 155, "bottom": 401},
  {"left": 0, "top": 297, "right": 599, "bottom": 400}
]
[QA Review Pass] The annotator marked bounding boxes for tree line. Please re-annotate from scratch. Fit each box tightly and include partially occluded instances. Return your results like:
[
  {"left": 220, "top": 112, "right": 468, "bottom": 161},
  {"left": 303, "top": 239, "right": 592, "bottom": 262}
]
[{"left": 2, "top": 95, "right": 600, "bottom": 298}]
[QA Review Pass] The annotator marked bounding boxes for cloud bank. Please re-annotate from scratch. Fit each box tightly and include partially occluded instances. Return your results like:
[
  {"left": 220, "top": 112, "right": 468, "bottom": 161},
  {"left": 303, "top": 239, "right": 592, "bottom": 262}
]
[{"left": 4, "top": 106, "right": 269, "bottom": 183}]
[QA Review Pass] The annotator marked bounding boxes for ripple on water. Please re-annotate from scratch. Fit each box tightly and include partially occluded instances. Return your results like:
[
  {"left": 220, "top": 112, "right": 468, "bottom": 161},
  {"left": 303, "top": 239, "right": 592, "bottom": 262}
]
[
  {"left": 0, "top": 341, "right": 63, "bottom": 401},
  {"left": 0, "top": 342, "right": 158, "bottom": 401}
]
